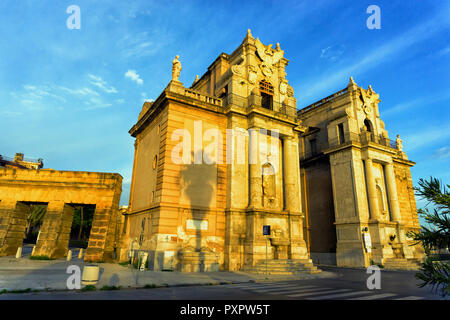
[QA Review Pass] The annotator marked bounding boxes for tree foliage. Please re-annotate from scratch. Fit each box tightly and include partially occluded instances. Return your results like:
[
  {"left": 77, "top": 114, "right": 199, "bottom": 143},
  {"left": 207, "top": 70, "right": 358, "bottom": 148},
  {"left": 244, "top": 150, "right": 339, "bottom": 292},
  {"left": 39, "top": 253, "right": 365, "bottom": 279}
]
[{"left": 407, "top": 177, "right": 450, "bottom": 297}]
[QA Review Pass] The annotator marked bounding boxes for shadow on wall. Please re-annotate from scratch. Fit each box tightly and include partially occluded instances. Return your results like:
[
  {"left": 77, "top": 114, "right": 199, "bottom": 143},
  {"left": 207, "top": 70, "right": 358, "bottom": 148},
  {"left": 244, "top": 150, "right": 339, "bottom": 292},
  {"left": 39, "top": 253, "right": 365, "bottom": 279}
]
[{"left": 175, "top": 151, "right": 220, "bottom": 272}]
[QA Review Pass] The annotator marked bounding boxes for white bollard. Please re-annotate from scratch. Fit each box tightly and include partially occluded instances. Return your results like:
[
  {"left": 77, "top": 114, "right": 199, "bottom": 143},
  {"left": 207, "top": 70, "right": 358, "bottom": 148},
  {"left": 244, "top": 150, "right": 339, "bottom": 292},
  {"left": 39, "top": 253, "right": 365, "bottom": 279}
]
[
  {"left": 78, "top": 248, "right": 84, "bottom": 259},
  {"left": 15, "top": 247, "right": 22, "bottom": 259},
  {"left": 82, "top": 265, "right": 100, "bottom": 286},
  {"left": 66, "top": 250, "right": 72, "bottom": 261}
]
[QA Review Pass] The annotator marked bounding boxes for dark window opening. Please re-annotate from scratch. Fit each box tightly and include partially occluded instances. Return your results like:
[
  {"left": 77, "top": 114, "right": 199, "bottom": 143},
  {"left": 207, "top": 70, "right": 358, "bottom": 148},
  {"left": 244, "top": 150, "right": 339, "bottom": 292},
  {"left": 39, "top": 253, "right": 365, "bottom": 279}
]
[
  {"left": 261, "top": 92, "right": 273, "bottom": 110},
  {"left": 310, "top": 138, "right": 317, "bottom": 155},
  {"left": 363, "top": 119, "right": 372, "bottom": 132},
  {"left": 338, "top": 123, "right": 345, "bottom": 144},
  {"left": 259, "top": 80, "right": 274, "bottom": 110}
]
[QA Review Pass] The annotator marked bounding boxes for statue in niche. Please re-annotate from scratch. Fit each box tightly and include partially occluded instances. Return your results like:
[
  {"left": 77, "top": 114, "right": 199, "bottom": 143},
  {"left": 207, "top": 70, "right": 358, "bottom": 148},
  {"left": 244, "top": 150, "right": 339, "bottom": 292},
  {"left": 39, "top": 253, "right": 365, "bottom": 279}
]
[
  {"left": 262, "top": 163, "right": 276, "bottom": 207},
  {"left": 172, "top": 55, "right": 182, "bottom": 81}
]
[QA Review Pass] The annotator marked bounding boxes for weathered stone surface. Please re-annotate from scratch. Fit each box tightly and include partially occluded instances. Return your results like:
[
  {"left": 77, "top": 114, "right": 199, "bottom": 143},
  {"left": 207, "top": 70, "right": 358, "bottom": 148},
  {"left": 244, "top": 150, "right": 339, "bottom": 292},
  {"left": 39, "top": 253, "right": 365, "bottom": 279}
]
[{"left": 0, "top": 168, "right": 122, "bottom": 261}]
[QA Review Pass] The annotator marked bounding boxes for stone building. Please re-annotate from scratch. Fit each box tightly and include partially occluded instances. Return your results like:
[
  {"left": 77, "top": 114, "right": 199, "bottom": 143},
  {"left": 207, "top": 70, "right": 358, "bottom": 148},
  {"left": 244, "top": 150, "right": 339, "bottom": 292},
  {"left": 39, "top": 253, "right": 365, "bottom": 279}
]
[
  {"left": 0, "top": 156, "right": 123, "bottom": 262},
  {"left": 0, "top": 30, "right": 423, "bottom": 271},
  {"left": 124, "top": 30, "right": 424, "bottom": 271},
  {"left": 299, "top": 78, "right": 423, "bottom": 269}
]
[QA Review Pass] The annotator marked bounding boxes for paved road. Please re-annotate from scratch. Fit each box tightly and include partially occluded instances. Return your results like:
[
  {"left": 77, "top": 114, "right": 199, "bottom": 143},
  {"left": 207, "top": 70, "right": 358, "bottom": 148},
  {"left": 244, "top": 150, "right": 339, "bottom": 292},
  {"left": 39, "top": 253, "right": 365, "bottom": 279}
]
[{"left": 0, "top": 267, "right": 443, "bottom": 300}]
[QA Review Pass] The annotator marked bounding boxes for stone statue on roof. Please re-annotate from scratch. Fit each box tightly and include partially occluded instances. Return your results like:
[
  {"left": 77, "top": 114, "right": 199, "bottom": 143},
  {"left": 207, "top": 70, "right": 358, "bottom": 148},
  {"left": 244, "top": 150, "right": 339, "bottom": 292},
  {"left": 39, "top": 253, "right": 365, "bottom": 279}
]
[{"left": 172, "top": 55, "right": 182, "bottom": 81}]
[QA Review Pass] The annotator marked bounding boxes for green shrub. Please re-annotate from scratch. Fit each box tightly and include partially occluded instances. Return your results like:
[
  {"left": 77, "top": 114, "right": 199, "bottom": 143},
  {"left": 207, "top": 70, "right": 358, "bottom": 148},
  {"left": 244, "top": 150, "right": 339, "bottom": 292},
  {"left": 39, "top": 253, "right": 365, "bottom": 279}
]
[
  {"left": 29, "top": 255, "right": 54, "bottom": 260},
  {"left": 80, "top": 285, "right": 97, "bottom": 292}
]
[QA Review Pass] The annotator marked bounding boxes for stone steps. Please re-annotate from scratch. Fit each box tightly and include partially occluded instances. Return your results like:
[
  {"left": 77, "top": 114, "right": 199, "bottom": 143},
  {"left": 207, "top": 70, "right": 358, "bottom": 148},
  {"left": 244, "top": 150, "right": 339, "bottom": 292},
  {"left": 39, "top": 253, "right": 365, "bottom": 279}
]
[
  {"left": 383, "top": 258, "right": 421, "bottom": 270},
  {"left": 243, "top": 259, "right": 321, "bottom": 275}
]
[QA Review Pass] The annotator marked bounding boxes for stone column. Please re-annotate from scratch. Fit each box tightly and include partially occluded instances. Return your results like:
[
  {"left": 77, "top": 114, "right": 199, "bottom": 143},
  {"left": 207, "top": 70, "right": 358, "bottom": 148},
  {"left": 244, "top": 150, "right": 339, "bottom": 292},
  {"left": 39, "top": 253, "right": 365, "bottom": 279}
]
[
  {"left": 385, "top": 162, "right": 401, "bottom": 222},
  {"left": 0, "top": 200, "right": 26, "bottom": 257},
  {"left": 365, "top": 158, "right": 379, "bottom": 220},
  {"left": 248, "top": 128, "right": 262, "bottom": 209},
  {"left": 282, "top": 135, "right": 302, "bottom": 213},
  {"left": 33, "top": 201, "right": 70, "bottom": 258},
  {"left": 283, "top": 135, "right": 308, "bottom": 259}
]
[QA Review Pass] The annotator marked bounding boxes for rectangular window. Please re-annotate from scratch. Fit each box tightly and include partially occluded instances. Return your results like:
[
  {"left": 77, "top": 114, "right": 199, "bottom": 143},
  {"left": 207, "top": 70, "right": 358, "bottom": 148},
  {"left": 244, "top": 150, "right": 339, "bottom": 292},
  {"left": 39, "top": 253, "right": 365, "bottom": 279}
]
[
  {"left": 309, "top": 138, "right": 317, "bottom": 155},
  {"left": 338, "top": 123, "right": 345, "bottom": 144},
  {"left": 261, "top": 92, "right": 273, "bottom": 110}
]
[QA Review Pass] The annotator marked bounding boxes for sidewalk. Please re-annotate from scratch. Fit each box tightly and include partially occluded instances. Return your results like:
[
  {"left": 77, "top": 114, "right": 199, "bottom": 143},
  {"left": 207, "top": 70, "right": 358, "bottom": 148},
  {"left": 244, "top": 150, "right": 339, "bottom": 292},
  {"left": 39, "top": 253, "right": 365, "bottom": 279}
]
[{"left": 0, "top": 251, "right": 337, "bottom": 292}]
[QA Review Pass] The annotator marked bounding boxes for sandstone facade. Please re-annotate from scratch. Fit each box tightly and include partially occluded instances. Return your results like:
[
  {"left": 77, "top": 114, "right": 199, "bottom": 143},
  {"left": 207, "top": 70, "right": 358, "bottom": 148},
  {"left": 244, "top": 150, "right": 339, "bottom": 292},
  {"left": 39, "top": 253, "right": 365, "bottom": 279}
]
[
  {"left": 124, "top": 31, "right": 424, "bottom": 271},
  {"left": 0, "top": 31, "right": 424, "bottom": 271},
  {"left": 0, "top": 168, "right": 122, "bottom": 262}
]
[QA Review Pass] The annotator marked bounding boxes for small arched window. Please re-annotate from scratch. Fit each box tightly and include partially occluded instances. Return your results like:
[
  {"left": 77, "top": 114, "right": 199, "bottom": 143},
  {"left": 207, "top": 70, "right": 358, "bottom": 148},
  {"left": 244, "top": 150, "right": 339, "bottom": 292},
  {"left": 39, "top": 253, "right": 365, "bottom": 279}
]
[{"left": 363, "top": 119, "right": 373, "bottom": 132}]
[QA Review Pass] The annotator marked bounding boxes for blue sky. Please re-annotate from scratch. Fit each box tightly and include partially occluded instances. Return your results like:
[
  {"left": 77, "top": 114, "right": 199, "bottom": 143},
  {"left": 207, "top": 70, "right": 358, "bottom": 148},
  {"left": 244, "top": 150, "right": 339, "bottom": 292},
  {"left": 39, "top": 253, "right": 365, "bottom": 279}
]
[{"left": 0, "top": 0, "right": 449, "bottom": 210}]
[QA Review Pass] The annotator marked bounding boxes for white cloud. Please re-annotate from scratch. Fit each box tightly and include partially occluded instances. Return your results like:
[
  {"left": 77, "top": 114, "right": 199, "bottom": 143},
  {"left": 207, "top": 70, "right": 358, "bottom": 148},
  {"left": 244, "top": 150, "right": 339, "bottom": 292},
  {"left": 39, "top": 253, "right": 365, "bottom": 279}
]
[
  {"left": 298, "top": 6, "right": 450, "bottom": 102},
  {"left": 87, "top": 74, "right": 118, "bottom": 93},
  {"left": 382, "top": 93, "right": 450, "bottom": 117},
  {"left": 117, "top": 31, "right": 172, "bottom": 58},
  {"left": 320, "top": 45, "right": 345, "bottom": 61},
  {"left": 437, "top": 45, "right": 450, "bottom": 57},
  {"left": 84, "top": 97, "right": 113, "bottom": 110},
  {"left": 403, "top": 125, "right": 450, "bottom": 152},
  {"left": 59, "top": 86, "right": 99, "bottom": 97},
  {"left": 140, "top": 92, "right": 153, "bottom": 103},
  {"left": 432, "top": 146, "right": 450, "bottom": 159},
  {"left": 125, "top": 70, "right": 144, "bottom": 85}
]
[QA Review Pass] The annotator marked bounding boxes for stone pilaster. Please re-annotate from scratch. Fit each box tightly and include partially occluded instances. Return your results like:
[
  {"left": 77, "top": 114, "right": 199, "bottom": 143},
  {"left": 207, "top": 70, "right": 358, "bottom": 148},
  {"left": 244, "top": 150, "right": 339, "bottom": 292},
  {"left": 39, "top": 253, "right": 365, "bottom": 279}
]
[
  {"left": 365, "top": 158, "right": 380, "bottom": 220},
  {"left": 248, "top": 128, "right": 262, "bottom": 209},
  {"left": 385, "top": 162, "right": 401, "bottom": 222},
  {"left": 282, "top": 135, "right": 302, "bottom": 213},
  {"left": 282, "top": 135, "right": 308, "bottom": 259}
]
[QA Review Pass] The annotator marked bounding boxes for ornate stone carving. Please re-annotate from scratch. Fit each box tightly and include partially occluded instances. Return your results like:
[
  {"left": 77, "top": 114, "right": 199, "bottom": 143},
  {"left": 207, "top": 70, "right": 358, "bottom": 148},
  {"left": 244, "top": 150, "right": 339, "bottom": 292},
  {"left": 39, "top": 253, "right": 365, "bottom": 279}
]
[
  {"left": 248, "top": 65, "right": 258, "bottom": 84},
  {"left": 279, "top": 79, "right": 288, "bottom": 95},
  {"left": 286, "top": 84, "right": 294, "bottom": 97},
  {"left": 360, "top": 85, "right": 380, "bottom": 115},
  {"left": 255, "top": 37, "right": 284, "bottom": 77},
  {"left": 231, "top": 54, "right": 246, "bottom": 76}
]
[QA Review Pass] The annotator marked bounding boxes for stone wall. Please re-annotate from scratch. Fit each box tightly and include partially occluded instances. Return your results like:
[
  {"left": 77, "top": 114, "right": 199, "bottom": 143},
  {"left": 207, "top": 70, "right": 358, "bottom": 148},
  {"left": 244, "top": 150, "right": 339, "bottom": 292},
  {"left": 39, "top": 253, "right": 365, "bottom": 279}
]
[{"left": 0, "top": 168, "right": 122, "bottom": 261}]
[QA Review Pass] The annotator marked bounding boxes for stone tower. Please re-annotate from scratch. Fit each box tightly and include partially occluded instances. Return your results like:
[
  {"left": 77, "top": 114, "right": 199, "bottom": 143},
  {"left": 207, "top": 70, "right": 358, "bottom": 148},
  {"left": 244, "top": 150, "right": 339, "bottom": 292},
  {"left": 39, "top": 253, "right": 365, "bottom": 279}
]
[
  {"left": 125, "top": 30, "right": 313, "bottom": 272},
  {"left": 297, "top": 77, "right": 424, "bottom": 268}
]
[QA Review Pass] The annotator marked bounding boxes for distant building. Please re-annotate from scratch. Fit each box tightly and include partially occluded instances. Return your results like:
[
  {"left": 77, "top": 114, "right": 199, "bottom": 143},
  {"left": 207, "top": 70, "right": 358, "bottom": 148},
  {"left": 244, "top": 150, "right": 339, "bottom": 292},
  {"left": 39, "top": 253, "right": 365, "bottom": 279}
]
[{"left": 0, "top": 153, "right": 43, "bottom": 170}]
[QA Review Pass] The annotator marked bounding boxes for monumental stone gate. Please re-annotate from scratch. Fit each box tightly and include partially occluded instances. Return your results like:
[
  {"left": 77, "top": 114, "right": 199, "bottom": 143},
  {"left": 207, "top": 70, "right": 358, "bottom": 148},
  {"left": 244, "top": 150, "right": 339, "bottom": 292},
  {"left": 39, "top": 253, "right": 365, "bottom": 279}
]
[{"left": 123, "top": 30, "right": 424, "bottom": 272}]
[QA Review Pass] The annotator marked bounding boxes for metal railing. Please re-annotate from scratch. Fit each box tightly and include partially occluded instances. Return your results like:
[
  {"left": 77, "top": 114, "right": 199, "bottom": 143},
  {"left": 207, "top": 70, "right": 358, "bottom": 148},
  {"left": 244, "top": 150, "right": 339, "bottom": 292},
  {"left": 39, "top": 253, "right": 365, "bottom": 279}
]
[{"left": 301, "top": 132, "right": 399, "bottom": 160}]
